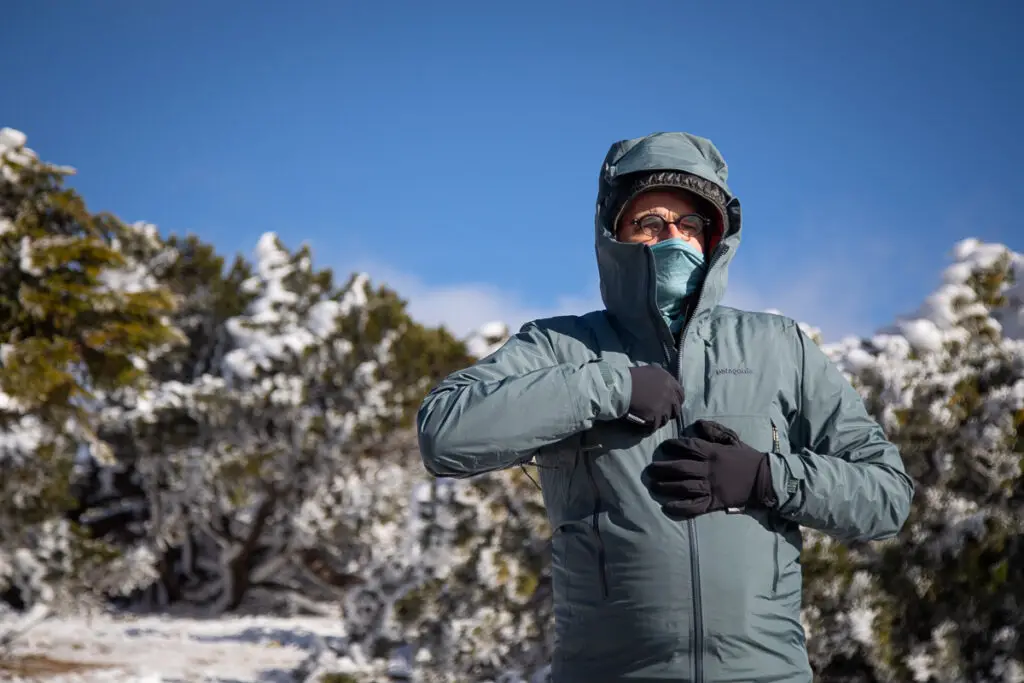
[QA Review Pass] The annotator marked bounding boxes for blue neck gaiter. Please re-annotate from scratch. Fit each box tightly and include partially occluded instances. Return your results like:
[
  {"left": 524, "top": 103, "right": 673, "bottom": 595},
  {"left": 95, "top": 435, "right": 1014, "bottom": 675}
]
[{"left": 649, "top": 238, "right": 706, "bottom": 332}]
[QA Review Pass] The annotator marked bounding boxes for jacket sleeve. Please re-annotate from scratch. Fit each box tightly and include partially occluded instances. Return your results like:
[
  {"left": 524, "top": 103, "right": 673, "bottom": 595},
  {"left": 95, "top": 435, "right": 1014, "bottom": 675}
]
[
  {"left": 416, "top": 319, "right": 633, "bottom": 478},
  {"left": 767, "top": 325, "right": 915, "bottom": 542}
]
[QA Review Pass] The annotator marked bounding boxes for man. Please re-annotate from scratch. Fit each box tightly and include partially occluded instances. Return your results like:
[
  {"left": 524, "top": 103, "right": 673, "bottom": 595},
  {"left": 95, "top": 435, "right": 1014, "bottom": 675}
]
[{"left": 416, "top": 132, "right": 913, "bottom": 683}]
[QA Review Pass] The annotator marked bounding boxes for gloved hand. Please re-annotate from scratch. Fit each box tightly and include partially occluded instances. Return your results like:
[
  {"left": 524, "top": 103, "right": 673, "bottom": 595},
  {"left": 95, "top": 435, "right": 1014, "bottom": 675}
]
[
  {"left": 625, "top": 365, "right": 684, "bottom": 430},
  {"left": 644, "top": 419, "right": 776, "bottom": 517}
]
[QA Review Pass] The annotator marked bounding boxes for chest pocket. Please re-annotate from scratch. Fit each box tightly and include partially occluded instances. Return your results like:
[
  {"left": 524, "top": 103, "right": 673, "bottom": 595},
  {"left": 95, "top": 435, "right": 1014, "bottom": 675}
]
[
  {"left": 686, "top": 413, "right": 775, "bottom": 452},
  {"left": 686, "top": 412, "right": 799, "bottom": 597}
]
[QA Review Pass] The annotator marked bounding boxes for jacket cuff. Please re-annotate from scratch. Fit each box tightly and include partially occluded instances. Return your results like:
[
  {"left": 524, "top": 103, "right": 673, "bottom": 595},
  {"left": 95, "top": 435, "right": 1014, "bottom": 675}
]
[{"left": 766, "top": 451, "right": 807, "bottom": 513}]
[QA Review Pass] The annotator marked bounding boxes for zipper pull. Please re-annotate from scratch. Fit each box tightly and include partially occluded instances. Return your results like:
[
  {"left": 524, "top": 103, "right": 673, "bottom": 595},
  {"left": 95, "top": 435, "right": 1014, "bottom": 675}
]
[
  {"left": 624, "top": 412, "right": 648, "bottom": 426},
  {"left": 580, "top": 432, "right": 604, "bottom": 453}
]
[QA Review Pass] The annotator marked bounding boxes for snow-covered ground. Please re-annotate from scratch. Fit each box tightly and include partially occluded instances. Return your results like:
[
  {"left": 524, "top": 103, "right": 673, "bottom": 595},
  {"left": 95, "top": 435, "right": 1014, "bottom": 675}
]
[{"left": 1, "top": 613, "right": 351, "bottom": 682}]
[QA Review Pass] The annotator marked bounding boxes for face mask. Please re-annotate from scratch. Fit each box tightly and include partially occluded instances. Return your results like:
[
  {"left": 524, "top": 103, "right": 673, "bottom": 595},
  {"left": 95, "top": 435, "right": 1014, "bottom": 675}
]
[{"left": 649, "top": 238, "right": 706, "bottom": 332}]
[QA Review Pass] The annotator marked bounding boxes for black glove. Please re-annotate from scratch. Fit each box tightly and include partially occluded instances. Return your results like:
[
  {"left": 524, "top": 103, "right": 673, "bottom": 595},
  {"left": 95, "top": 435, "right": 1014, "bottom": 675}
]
[
  {"left": 644, "top": 419, "right": 775, "bottom": 517},
  {"left": 625, "top": 365, "right": 684, "bottom": 430}
]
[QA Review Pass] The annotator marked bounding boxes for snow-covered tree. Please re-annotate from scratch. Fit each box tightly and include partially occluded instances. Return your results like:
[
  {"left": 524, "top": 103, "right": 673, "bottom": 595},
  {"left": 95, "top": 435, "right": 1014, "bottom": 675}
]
[
  {"left": 95, "top": 232, "right": 472, "bottom": 616},
  {"left": 0, "top": 128, "right": 183, "bottom": 609},
  {"left": 70, "top": 233, "right": 256, "bottom": 605},
  {"left": 803, "top": 239, "right": 1023, "bottom": 682}
]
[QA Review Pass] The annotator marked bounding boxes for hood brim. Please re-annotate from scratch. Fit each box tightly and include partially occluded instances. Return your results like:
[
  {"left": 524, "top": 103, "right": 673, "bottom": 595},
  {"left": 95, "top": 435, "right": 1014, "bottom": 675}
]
[{"left": 593, "top": 132, "right": 743, "bottom": 348}]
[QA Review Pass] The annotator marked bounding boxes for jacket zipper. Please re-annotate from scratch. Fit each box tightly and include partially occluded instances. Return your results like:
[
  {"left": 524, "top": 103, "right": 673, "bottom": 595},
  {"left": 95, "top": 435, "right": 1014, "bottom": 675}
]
[
  {"left": 673, "top": 241, "right": 729, "bottom": 683},
  {"left": 770, "top": 420, "right": 781, "bottom": 595}
]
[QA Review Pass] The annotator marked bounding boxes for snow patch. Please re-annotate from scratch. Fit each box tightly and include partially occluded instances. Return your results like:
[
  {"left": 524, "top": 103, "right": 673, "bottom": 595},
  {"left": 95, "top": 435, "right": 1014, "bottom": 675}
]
[
  {"left": 465, "top": 320, "right": 509, "bottom": 358},
  {"left": 3, "top": 613, "right": 349, "bottom": 683}
]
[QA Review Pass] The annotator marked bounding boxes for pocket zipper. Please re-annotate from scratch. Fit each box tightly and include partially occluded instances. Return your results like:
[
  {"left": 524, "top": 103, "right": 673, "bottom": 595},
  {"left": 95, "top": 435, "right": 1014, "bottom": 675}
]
[
  {"left": 769, "top": 419, "right": 781, "bottom": 595},
  {"left": 580, "top": 439, "right": 610, "bottom": 599}
]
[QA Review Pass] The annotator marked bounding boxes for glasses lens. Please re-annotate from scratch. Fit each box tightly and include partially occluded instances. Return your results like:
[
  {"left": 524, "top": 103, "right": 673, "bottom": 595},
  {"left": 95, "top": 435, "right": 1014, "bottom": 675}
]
[
  {"left": 638, "top": 215, "right": 666, "bottom": 236},
  {"left": 679, "top": 215, "right": 705, "bottom": 233}
]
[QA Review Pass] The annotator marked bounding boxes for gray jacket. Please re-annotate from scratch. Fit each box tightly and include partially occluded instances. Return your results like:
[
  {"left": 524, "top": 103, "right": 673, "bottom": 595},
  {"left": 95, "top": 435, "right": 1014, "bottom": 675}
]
[{"left": 417, "top": 132, "right": 914, "bottom": 683}]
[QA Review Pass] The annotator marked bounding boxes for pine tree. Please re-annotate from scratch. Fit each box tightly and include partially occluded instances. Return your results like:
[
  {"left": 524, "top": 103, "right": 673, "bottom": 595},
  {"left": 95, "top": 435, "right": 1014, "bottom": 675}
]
[
  {"left": 98, "top": 232, "right": 472, "bottom": 616},
  {"left": 72, "top": 233, "right": 256, "bottom": 606},
  {"left": 0, "top": 128, "right": 183, "bottom": 608},
  {"left": 803, "top": 240, "right": 1024, "bottom": 682}
]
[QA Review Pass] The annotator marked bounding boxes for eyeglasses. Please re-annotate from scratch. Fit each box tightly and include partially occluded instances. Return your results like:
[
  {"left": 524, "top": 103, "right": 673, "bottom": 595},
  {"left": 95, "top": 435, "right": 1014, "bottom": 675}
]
[{"left": 627, "top": 213, "right": 709, "bottom": 241}]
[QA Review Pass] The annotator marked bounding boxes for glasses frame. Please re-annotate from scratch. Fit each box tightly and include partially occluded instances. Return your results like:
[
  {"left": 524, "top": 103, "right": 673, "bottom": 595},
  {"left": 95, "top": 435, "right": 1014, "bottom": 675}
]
[{"left": 626, "top": 212, "right": 709, "bottom": 241}]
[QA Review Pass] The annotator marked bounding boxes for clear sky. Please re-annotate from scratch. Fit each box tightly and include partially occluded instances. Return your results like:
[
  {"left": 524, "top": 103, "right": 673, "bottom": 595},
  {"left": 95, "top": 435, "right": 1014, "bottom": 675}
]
[{"left": 5, "top": 0, "right": 1022, "bottom": 342}]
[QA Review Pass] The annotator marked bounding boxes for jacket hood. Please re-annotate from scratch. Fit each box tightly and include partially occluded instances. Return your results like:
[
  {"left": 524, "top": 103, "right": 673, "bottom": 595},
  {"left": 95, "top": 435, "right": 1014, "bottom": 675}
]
[{"left": 594, "top": 131, "right": 742, "bottom": 349}]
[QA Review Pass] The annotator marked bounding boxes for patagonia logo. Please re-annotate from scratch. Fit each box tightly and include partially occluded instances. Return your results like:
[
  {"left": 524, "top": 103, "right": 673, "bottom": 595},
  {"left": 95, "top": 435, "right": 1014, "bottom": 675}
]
[{"left": 714, "top": 367, "right": 754, "bottom": 376}]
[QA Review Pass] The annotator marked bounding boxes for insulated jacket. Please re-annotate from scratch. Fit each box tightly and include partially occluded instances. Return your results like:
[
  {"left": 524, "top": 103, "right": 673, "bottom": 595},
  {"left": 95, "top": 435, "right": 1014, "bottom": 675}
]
[{"left": 416, "top": 132, "right": 914, "bottom": 683}]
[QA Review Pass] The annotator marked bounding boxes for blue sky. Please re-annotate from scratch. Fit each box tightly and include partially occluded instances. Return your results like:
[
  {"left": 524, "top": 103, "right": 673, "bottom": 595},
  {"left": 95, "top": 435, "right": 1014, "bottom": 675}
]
[{"left": 4, "top": 1, "right": 1022, "bottom": 342}]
